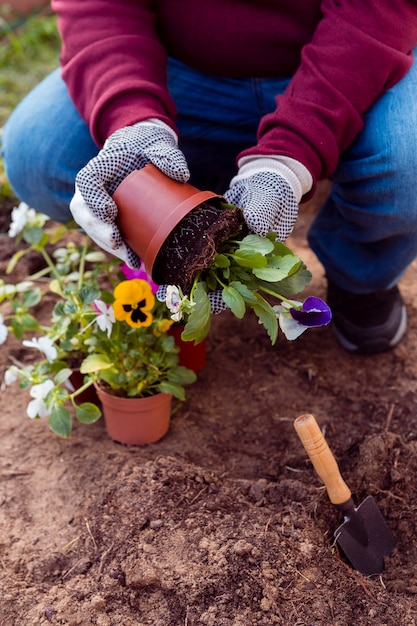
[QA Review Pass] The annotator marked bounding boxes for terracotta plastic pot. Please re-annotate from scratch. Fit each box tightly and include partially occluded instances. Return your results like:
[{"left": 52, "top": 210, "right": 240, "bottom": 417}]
[
  {"left": 168, "top": 324, "right": 206, "bottom": 373},
  {"left": 113, "top": 164, "right": 223, "bottom": 282},
  {"left": 94, "top": 384, "right": 172, "bottom": 446}
]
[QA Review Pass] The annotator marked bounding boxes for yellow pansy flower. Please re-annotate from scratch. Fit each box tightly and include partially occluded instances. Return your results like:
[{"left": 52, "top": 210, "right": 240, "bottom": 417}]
[
  {"left": 153, "top": 318, "right": 175, "bottom": 337},
  {"left": 112, "top": 279, "right": 155, "bottom": 328}
]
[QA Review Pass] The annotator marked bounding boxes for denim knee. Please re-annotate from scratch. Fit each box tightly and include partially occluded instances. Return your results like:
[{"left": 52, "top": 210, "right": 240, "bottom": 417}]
[
  {"left": 308, "top": 56, "right": 417, "bottom": 291},
  {"left": 3, "top": 115, "right": 66, "bottom": 221},
  {"left": 2, "top": 69, "right": 98, "bottom": 222}
]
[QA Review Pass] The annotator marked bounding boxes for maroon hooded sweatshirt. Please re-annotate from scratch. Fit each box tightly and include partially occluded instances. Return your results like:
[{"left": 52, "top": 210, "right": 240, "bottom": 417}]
[{"left": 52, "top": 0, "right": 417, "bottom": 194}]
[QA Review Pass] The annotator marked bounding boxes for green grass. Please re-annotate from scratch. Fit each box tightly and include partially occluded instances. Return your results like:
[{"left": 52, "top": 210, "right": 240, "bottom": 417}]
[{"left": 0, "top": 10, "right": 61, "bottom": 205}]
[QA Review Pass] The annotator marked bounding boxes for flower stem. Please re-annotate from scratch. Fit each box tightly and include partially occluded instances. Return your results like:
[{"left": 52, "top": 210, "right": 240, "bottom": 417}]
[
  {"left": 38, "top": 247, "right": 62, "bottom": 282},
  {"left": 70, "top": 379, "right": 95, "bottom": 404},
  {"left": 257, "top": 285, "right": 299, "bottom": 308},
  {"left": 77, "top": 237, "right": 90, "bottom": 291}
]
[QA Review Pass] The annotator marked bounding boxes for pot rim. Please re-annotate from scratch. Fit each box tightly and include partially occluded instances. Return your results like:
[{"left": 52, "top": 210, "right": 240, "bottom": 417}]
[
  {"left": 94, "top": 382, "right": 172, "bottom": 408},
  {"left": 145, "top": 189, "right": 221, "bottom": 274},
  {"left": 113, "top": 165, "right": 224, "bottom": 281}
]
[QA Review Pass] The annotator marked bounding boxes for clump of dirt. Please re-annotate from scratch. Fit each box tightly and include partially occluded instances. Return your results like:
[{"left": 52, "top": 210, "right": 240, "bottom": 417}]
[
  {"left": 1, "top": 186, "right": 417, "bottom": 624},
  {"left": 154, "top": 200, "right": 246, "bottom": 292}
]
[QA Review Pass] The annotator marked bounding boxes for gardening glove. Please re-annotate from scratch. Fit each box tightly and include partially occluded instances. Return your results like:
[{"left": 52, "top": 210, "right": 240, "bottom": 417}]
[
  {"left": 224, "top": 156, "right": 313, "bottom": 240},
  {"left": 70, "top": 119, "right": 190, "bottom": 268}
]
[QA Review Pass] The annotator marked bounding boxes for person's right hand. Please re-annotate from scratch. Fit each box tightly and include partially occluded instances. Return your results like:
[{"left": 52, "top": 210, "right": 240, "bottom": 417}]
[{"left": 70, "top": 120, "right": 190, "bottom": 268}]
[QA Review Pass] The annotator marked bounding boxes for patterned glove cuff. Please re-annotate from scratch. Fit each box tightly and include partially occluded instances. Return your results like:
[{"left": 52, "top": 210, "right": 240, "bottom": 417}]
[
  {"left": 233, "top": 155, "right": 313, "bottom": 203},
  {"left": 105, "top": 119, "right": 179, "bottom": 149},
  {"left": 142, "top": 118, "right": 179, "bottom": 144}
]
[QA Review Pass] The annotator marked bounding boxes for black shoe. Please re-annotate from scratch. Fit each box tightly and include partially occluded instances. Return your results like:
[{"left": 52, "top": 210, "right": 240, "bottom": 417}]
[{"left": 327, "top": 282, "right": 407, "bottom": 354}]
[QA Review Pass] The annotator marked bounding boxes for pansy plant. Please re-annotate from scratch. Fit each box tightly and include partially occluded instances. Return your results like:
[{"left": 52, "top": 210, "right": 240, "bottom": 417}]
[
  {"left": 2, "top": 205, "right": 196, "bottom": 438},
  {"left": 161, "top": 231, "right": 331, "bottom": 344}
]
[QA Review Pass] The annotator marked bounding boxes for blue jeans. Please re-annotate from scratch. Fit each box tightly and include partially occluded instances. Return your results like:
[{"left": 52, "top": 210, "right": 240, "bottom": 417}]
[{"left": 3, "top": 54, "right": 417, "bottom": 293}]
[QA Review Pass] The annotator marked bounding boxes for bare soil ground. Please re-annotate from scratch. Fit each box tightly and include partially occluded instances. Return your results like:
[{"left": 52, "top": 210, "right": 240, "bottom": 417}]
[{"left": 1, "top": 187, "right": 417, "bottom": 625}]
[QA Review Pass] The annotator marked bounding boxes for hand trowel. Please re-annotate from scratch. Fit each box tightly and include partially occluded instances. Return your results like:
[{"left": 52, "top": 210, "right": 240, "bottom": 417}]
[{"left": 294, "top": 413, "right": 396, "bottom": 576}]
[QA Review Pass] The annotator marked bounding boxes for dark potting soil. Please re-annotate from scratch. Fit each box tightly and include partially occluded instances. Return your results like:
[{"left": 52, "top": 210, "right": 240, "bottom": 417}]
[{"left": 153, "top": 201, "right": 247, "bottom": 293}]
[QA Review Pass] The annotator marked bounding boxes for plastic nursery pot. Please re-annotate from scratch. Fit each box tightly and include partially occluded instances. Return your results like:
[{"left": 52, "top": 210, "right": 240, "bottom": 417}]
[
  {"left": 94, "top": 384, "right": 172, "bottom": 446},
  {"left": 168, "top": 324, "right": 207, "bottom": 373},
  {"left": 113, "top": 164, "right": 223, "bottom": 284}
]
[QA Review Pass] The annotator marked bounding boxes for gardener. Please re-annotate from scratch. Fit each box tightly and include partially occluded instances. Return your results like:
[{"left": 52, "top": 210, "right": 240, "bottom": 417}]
[{"left": 3, "top": 1, "right": 417, "bottom": 355}]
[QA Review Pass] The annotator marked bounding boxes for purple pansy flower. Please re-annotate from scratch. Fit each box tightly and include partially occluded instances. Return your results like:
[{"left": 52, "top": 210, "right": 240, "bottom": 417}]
[
  {"left": 120, "top": 262, "right": 159, "bottom": 294},
  {"left": 290, "top": 296, "right": 332, "bottom": 327}
]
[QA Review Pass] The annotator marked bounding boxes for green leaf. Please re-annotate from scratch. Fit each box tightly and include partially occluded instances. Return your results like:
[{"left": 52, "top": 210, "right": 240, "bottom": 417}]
[
  {"left": 233, "top": 250, "right": 267, "bottom": 268},
  {"left": 181, "top": 283, "right": 212, "bottom": 344},
  {"left": 63, "top": 300, "right": 77, "bottom": 314},
  {"left": 22, "top": 287, "right": 42, "bottom": 308},
  {"left": 10, "top": 318, "right": 24, "bottom": 340},
  {"left": 252, "top": 293, "right": 278, "bottom": 345},
  {"left": 80, "top": 353, "right": 113, "bottom": 374},
  {"left": 75, "top": 402, "right": 102, "bottom": 424},
  {"left": 159, "top": 380, "right": 186, "bottom": 401},
  {"left": 229, "top": 281, "right": 259, "bottom": 306},
  {"left": 49, "top": 406, "right": 72, "bottom": 438},
  {"left": 267, "top": 254, "right": 301, "bottom": 269},
  {"left": 253, "top": 256, "right": 301, "bottom": 282},
  {"left": 79, "top": 284, "right": 101, "bottom": 305},
  {"left": 205, "top": 274, "right": 218, "bottom": 291},
  {"left": 214, "top": 254, "right": 230, "bottom": 268},
  {"left": 49, "top": 279, "right": 64, "bottom": 297},
  {"left": 54, "top": 368, "right": 73, "bottom": 385},
  {"left": 271, "top": 240, "right": 295, "bottom": 256},
  {"left": 259, "top": 267, "right": 312, "bottom": 298},
  {"left": 23, "top": 226, "right": 48, "bottom": 247},
  {"left": 6, "top": 249, "right": 28, "bottom": 274},
  {"left": 239, "top": 234, "right": 275, "bottom": 255},
  {"left": 19, "top": 313, "right": 40, "bottom": 331},
  {"left": 222, "top": 285, "right": 246, "bottom": 319},
  {"left": 168, "top": 366, "right": 197, "bottom": 385}
]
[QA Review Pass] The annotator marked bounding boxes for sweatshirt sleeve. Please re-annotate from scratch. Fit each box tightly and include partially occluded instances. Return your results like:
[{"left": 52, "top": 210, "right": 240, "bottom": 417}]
[
  {"left": 239, "top": 0, "right": 417, "bottom": 193},
  {"left": 52, "top": 0, "right": 177, "bottom": 146}
]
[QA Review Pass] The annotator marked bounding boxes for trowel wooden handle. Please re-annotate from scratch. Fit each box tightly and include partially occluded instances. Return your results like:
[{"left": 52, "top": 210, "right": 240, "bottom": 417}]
[{"left": 294, "top": 414, "right": 351, "bottom": 505}]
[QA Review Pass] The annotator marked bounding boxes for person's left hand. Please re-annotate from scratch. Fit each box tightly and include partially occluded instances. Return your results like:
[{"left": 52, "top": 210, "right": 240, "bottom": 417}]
[{"left": 224, "top": 156, "right": 313, "bottom": 240}]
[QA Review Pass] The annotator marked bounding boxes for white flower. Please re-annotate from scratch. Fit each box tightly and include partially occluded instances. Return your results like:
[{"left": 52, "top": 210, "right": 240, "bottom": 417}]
[
  {"left": 94, "top": 299, "right": 115, "bottom": 338},
  {"left": 0, "top": 314, "right": 8, "bottom": 345},
  {"left": 277, "top": 310, "right": 308, "bottom": 340},
  {"left": 4, "top": 366, "right": 18, "bottom": 386},
  {"left": 165, "top": 285, "right": 183, "bottom": 321},
  {"left": 15, "top": 281, "right": 34, "bottom": 292},
  {"left": 273, "top": 301, "right": 307, "bottom": 341},
  {"left": 8, "top": 202, "right": 38, "bottom": 237},
  {"left": 27, "top": 380, "right": 55, "bottom": 419},
  {"left": 0, "top": 283, "right": 17, "bottom": 298},
  {"left": 22, "top": 336, "right": 58, "bottom": 362},
  {"left": 171, "top": 311, "right": 183, "bottom": 323}
]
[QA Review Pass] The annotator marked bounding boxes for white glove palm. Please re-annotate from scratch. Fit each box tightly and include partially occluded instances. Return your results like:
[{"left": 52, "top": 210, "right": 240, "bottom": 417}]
[
  {"left": 224, "top": 156, "right": 312, "bottom": 240},
  {"left": 70, "top": 120, "right": 190, "bottom": 268}
]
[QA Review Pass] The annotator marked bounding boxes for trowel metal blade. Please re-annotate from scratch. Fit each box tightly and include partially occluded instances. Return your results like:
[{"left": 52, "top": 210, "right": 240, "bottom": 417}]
[{"left": 334, "top": 495, "right": 396, "bottom": 577}]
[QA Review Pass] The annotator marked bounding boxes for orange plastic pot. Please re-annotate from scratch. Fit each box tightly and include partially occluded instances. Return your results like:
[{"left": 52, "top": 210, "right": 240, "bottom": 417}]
[
  {"left": 168, "top": 324, "right": 206, "bottom": 373},
  {"left": 94, "top": 384, "right": 172, "bottom": 446},
  {"left": 113, "top": 164, "right": 223, "bottom": 282}
]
